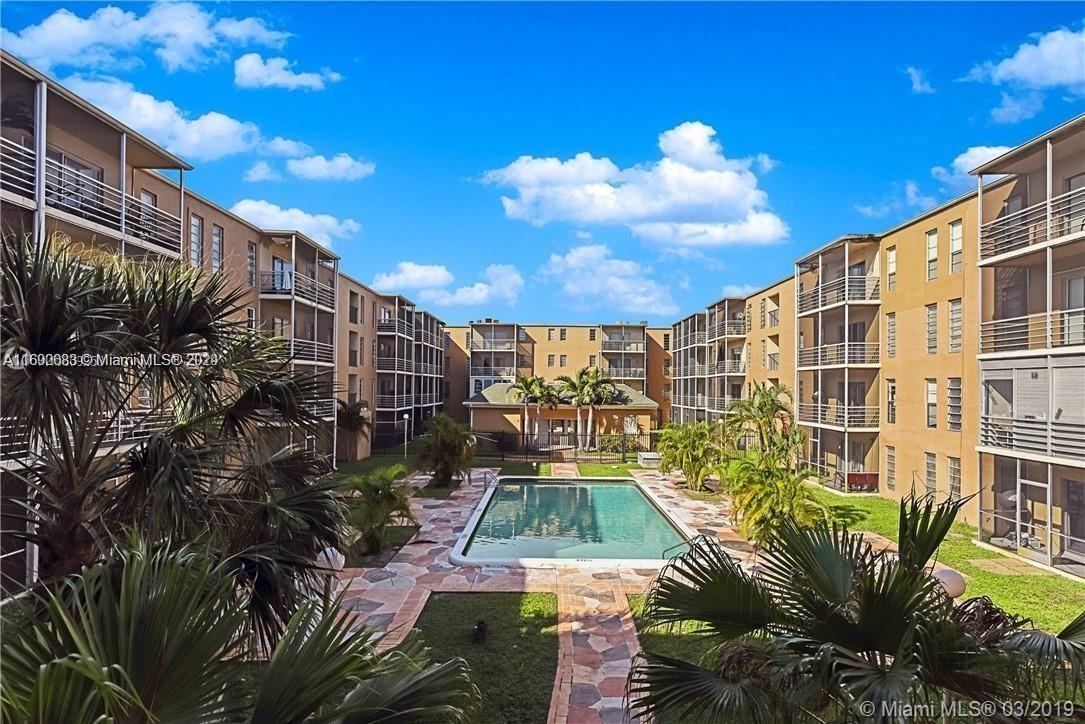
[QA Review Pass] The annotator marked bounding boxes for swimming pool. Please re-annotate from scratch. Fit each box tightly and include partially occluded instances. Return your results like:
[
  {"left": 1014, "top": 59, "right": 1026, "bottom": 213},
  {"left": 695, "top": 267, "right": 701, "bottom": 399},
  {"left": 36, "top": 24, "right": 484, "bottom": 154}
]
[{"left": 452, "top": 477, "right": 690, "bottom": 566}]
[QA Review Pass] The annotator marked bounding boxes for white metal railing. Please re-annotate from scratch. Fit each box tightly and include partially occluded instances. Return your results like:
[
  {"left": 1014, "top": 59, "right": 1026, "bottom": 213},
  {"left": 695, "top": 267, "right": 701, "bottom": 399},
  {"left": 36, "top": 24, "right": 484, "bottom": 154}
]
[
  {"left": 307, "top": 399, "right": 336, "bottom": 418},
  {"left": 44, "top": 156, "right": 123, "bottom": 232},
  {"left": 675, "top": 363, "right": 707, "bottom": 377},
  {"left": 2, "top": 409, "right": 172, "bottom": 459},
  {"left": 470, "top": 366, "right": 515, "bottom": 377},
  {"left": 124, "top": 194, "right": 182, "bottom": 254},
  {"left": 980, "top": 308, "right": 1085, "bottom": 352},
  {"left": 797, "top": 403, "right": 880, "bottom": 428},
  {"left": 260, "top": 271, "right": 335, "bottom": 308},
  {"left": 605, "top": 367, "right": 645, "bottom": 378},
  {"left": 797, "top": 275, "right": 881, "bottom": 313},
  {"left": 706, "top": 396, "right": 735, "bottom": 411},
  {"left": 980, "top": 187, "right": 1085, "bottom": 260},
  {"left": 375, "top": 394, "right": 413, "bottom": 409},
  {"left": 709, "top": 359, "right": 745, "bottom": 375},
  {"left": 678, "top": 331, "right": 706, "bottom": 347},
  {"left": 0, "top": 137, "right": 36, "bottom": 199},
  {"left": 414, "top": 328, "right": 442, "bottom": 347},
  {"left": 601, "top": 340, "right": 646, "bottom": 352},
  {"left": 797, "top": 341, "right": 880, "bottom": 367},
  {"left": 673, "top": 394, "right": 706, "bottom": 408},
  {"left": 377, "top": 357, "right": 413, "bottom": 373},
  {"left": 470, "top": 339, "right": 516, "bottom": 351},
  {"left": 415, "top": 362, "right": 441, "bottom": 376},
  {"left": 377, "top": 318, "right": 414, "bottom": 336},
  {"left": 979, "top": 415, "right": 1085, "bottom": 459},
  {"left": 291, "top": 338, "right": 335, "bottom": 364},
  {"left": 416, "top": 393, "right": 441, "bottom": 405}
]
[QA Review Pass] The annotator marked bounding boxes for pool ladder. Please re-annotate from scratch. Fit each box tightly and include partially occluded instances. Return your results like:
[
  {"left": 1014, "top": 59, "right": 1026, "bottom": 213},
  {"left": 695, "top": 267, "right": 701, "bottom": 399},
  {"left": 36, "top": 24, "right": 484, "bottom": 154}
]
[
  {"left": 478, "top": 469, "right": 501, "bottom": 488},
  {"left": 661, "top": 539, "right": 692, "bottom": 559}
]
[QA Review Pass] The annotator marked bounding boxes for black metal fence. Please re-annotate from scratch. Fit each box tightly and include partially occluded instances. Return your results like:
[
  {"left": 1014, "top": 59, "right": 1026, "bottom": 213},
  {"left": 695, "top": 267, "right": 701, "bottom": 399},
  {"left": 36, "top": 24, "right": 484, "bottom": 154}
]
[{"left": 372, "top": 430, "right": 661, "bottom": 464}]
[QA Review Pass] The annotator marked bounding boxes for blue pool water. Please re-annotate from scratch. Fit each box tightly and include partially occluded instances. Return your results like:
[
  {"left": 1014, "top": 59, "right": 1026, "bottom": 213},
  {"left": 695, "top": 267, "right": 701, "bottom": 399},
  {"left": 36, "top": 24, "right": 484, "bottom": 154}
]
[{"left": 462, "top": 478, "right": 686, "bottom": 561}]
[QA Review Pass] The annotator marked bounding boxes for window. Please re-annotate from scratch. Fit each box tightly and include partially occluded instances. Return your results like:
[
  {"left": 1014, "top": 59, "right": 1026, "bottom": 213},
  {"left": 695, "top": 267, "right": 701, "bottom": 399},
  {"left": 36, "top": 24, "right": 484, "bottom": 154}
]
[
  {"left": 663, "top": 333, "right": 670, "bottom": 351},
  {"left": 559, "top": 328, "right": 567, "bottom": 341},
  {"left": 189, "top": 214, "right": 203, "bottom": 267},
  {"left": 925, "top": 453, "right": 937, "bottom": 495},
  {"left": 760, "top": 339, "right": 766, "bottom": 367},
  {"left": 372, "top": 302, "right": 377, "bottom": 323},
  {"left": 926, "top": 303, "right": 938, "bottom": 354},
  {"left": 349, "top": 291, "right": 360, "bottom": 324},
  {"left": 947, "top": 377, "right": 962, "bottom": 431},
  {"left": 926, "top": 379, "right": 937, "bottom": 428},
  {"left": 949, "top": 299, "right": 962, "bottom": 352},
  {"left": 547, "top": 328, "right": 555, "bottom": 341},
  {"left": 759, "top": 299, "right": 766, "bottom": 328},
  {"left": 886, "top": 446, "right": 895, "bottom": 491},
  {"left": 547, "top": 354, "right": 555, "bottom": 367},
  {"left": 663, "top": 359, "right": 671, "bottom": 376},
  {"left": 886, "top": 246, "right": 897, "bottom": 291},
  {"left": 246, "top": 307, "right": 256, "bottom": 329},
  {"left": 948, "top": 457, "right": 961, "bottom": 501},
  {"left": 589, "top": 354, "right": 596, "bottom": 367},
  {"left": 588, "top": 328, "right": 596, "bottom": 341},
  {"left": 949, "top": 220, "right": 963, "bottom": 274},
  {"left": 247, "top": 242, "right": 256, "bottom": 286},
  {"left": 518, "top": 328, "right": 526, "bottom": 342},
  {"left": 360, "top": 337, "right": 365, "bottom": 366},
  {"left": 886, "top": 379, "right": 896, "bottom": 424},
  {"left": 210, "top": 225, "right": 223, "bottom": 272},
  {"left": 559, "top": 354, "right": 567, "bottom": 367},
  {"left": 926, "top": 229, "right": 938, "bottom": 280},
  {"left": 886, "top": 313, "right": 896, "bottom": 358}
]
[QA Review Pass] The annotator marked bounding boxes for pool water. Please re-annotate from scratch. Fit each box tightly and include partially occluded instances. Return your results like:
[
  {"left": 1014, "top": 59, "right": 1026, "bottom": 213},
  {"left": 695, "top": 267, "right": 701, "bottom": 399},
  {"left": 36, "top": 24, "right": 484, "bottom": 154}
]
[{"left": 462, "top": 478, "right": 686, "bottom": 561}]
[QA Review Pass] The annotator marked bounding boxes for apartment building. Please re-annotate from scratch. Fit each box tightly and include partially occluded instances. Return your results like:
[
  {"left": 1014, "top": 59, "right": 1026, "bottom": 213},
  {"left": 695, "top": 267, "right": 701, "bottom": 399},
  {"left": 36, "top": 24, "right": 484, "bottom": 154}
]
[
  {"left": 443, "top": 321, "right": 672, "bottom": 428},
  {"left": 671, "top": 311, "right": 708, "bottom": 423}
]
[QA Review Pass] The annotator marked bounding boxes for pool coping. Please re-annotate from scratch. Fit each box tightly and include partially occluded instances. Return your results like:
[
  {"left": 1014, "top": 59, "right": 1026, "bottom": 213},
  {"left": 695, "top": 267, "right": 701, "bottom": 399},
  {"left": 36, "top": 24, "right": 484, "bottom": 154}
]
[{"left": 448, "top": 475, "right": 700, "bottom": 569}]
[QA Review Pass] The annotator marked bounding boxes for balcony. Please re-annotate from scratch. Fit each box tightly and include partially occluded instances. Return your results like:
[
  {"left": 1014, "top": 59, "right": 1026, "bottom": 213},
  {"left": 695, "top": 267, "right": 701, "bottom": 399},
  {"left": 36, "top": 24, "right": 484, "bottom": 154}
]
[
  {"left": 601, "top": 339, "right": 646, "bottom": 352},
  {"left": 470, "top": 339, "right": 516, "bottom": 351},
  {"left": 415, "top": 362, "right": 441, "bottom": 376},
  {"left": 797, "top": 403, "right": 880, "bottom": 429},
  {"left": 376, "top": 318, "right": 414, "bottom": 337},
  {"left": 470, "top": 366, "right": 515, "bottom": 378},
  {"left": 673, "top": 394, "right": 706, "bottom": 408},
  {"left": 306, "top": 399, "right": 336, "bottom": 419},
  {"left": 709, "top": 360, "right": 746, "bottom": 375},
  {"left": 415, "top": 393, "right": 441, "bottom": 405},
  {"left": 767, "top": 309, "right": 780, "bottom": 328},
  {"left": 706, "top": 396, "right": 736, "bottom": 411},
  {"left": 0, "top": 137, "right": 35, "bottom": 200},
  {"left": 767, "top": 352, "right": 780, "bottom": 371},
  {"left": 260, "top": 271, "right": 336, "bottom": 309},
  {"left": 797, "top": 342, "right": 880, "bottom": 368},
  {"left": 605, "top": 367, "right": 645, "bottom": 379},
  {"left": 376, "top": 357, "right": 413, "bottom": 373},
  {"left": 675, "top": 363, "right": 707, "bottom": 377},
  {"left": 1, "top": 408, "right": 171, "bottom": 460},
  {"left": 677, "top": 331, "right": 706, "bottom": 347},
  {"left": 801, "top": 459, "right": 879, "bottom": 493},
  {"left": 290, "top": 338, "right": 334, "bottom": 364},
  {"left": 979, "top": 415, "right": 1085, "bottom": 460},
  {"left": 375, "top": 394, "right": 413, "bottom": 410},
  {"left": 797, "top": 275, "right": 880, "bottom": 314},
  {"left": 414, "top": 328, "right": 442, "bottom": 347},
  {"left": 980, "top": 187, "right": 1085, "bottom": 261},
  {"left": 979, "top": 309, "right": 1085, "bottom": 353}
]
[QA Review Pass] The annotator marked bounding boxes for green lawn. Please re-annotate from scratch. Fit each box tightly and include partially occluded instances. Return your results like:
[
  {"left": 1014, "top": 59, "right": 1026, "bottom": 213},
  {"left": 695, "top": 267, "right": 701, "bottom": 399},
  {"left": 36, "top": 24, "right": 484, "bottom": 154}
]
[
  {"left": 576, "top": 462, "right": 643, "bottom": 477},
  {"left": 343, "top": 525, "right": 419, "bottom": 568},
  {"left": 414, "top": 592, "right": 558, "bottom": 724}
]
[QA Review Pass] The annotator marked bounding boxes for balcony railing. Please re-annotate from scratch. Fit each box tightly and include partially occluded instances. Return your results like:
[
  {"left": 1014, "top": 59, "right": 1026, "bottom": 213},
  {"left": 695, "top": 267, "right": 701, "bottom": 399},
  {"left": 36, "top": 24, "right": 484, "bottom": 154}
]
[
  {"left": 767, "top": 352, "right": 780, "bottom": 371},
  {"left": 414, "top": 328, "right": 442, "bottom": 347},
  {"left": 377, "top": 318, "right": 414, "bottom": 336},
  {"left": 45, "top": 158, "right": 127, "bottom": 234},
  {"left": 375, "top": 394, "right": 413, "bottom": 409},
  {"left": 286, "top": 338, "right": 335, "bottom": 364},
  {"left": 306, "top": 399, "right": 336, "bottom": 418},
  {"left": 1, "top": 408, "right": 172, "bottom": 459},
  {"left": 801, "top": 459, "right": 879, "bottom": 493},
  {"left": 260, "top": 271, "right": 335, "bottom": 308},
  {"left": 416, "top": 362, "right": 441, "bottom": 376},
  {"left": 673, "top": 394, "right": 706, "bottom": 408},
  {"left": 980, "top": 187, "right": 1085, "bottom": 260},
  {"left": 797, "top": 403, "right": 880, "bottom": 428},
  {"left": 709, "top": 360, "right": 746, "bottom": 375},
  {"left": 675, "top": 363, "right": 707, "bottom": 377},
  {"left": 677, "top": 331, "right": 706, "bottom": 347},
  {"left": 797, "top": 275, "right": 881, "bottom": 313},
  {"left": 470, "top": 366, "right": 515, "bottom": 377},
  {"left": 376, "top": 356, "right": 413, "bottom": 373},
  {"left": 979, "top": 415, "right": 1085, "bottom": 460},
  {"left": 470, "top": 339, "right": 516, "bottom": 351},
  {"left": 605, "top": 367, "right": 645, "bottom": 378},
  {"left": 980, "top": 308, "right": 1085, "bottom": 353},
  {"left": 601, "top": 340, "right": 646, "bottom": 352},
  {"left": 797, "top": 342, "right": 880, "bottom": 367},
  {"left": 0, "top": 137, "right": 35, "bottom": 199},
  {"left": 767, "top": 309, "right": 780, "bottom": 328},
  {"left": 415, "top": 393, "right": 441, "bottom": 405},
  {"left": 706, "top": 396, "right": 736, "bottom": 411}
]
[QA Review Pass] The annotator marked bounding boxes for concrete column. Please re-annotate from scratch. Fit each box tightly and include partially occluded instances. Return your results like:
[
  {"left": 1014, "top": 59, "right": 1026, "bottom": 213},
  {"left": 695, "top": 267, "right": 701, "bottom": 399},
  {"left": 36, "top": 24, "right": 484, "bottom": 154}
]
[{"left": 33, "top": 80, "right": 47, "bottom": 248}]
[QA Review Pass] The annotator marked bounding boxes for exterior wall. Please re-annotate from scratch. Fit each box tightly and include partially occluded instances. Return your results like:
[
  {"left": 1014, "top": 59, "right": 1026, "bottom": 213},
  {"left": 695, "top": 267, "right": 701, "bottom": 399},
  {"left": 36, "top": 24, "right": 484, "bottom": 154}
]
[
  {"left": 745, "top": 276, "right": 795, "bottom": 393},
  {"left": 443, "top": 326, "right": 471, "bottom": 422},
  {"left": 646, "top": 327, "right": 672, "bottom": 426},
  {"left": 468, "top": 406, "right": 655, "bottom": 435},
  {"left": 337, "top": 274, "right": 380, "bottom": 460},
  {"left": 522, "top": 324, "right": 599, "bottom": 379}
]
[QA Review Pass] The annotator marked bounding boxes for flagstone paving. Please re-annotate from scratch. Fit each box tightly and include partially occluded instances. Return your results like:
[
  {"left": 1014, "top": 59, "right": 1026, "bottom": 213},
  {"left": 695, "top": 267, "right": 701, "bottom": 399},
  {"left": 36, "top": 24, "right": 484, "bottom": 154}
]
[{"left": 335, "top": 466, "right": 752, "bottom": 722}]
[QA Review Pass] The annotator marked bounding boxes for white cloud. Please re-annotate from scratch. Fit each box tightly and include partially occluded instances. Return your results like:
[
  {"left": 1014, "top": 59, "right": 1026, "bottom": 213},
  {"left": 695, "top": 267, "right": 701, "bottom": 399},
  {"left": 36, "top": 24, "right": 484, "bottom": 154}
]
[
  {"left": 721, "top": 284, "right": 759, "bottom": 298},
  {"left": 230, "top": 199, "right": 360, "bottom": 246},
  {"left": 0, "top": 2, "right": 288, "bottom": 73},
  {"left": 65, "top": 75, "right": 259, "bottom": 161},
  {"left": 244, "top": 161, "right": 281, "bottom": 182},
  {"left": 286, "top": 153, "right": 376, "bottom": 181},
  {"left": 263, "top": 136, "right": 313, "bottom": 158},
  {"left": 482, "top": 121, "right": 788, "bottom": 250},
  {"left": 421, "top": 265, "right": 525, "bottom": 306},
  {"left": 372, "top": 262, "right": 455, "bottom": 292},
  {"left": 538, "top": 244, "right": 677, "bottom": 316},
  {"left": 931, "top": 145, "right": 1013, "bottom": 192},
  {"left": 575, "top": 230, "right": 593, "bottom": 240},
  {"left": 904, "top": 66, "right": 935, "bottom": 94},
  {"left": 234, "top": 53, "right": 342, "bottom": 91},
  {"left": 966, "top": 25, "right": 1085, "bottom": 123},
  {"left": 854, "top": 181, "right": 935, "bottom": 219}
]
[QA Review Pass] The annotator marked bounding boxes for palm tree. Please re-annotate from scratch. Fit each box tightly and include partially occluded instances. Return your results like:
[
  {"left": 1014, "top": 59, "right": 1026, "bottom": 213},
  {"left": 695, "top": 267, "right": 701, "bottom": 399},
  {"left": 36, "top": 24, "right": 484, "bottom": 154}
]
[
  {"left": 1, "top": 234, "right": 342, "bottom": 646},
  {"left": 532, "top": 379, "right": 562, "bottom": 448},
  {"left": 557, "top": 368, "right": 593, "bottom": 450},
  {"left": 629, "top": 494, "right": 1085, "bottom": 723},
  {"left": 509, "top": 374, "right": 539, "bottom": 448},
  {"left": 1, "top": 544, "right": 480, "bottom": 723},
  {"left": 726, "top": 452, "right": 829, "bottom": 552},
  {"left": 345, "top": 463, "right": 416, "bottom": 554},
  {"left": 655, "top": 422, "right": 721, "bottom": 492},
  {"left": 337, "top": 398, "right": 373, "bottom": 461},
  {"left": 583, "top": 366, "right": 617, "bottom": 450},
  {"left": 416, "top": 414, "right": 475, "bottom": 487},
  {"left": 725, "top": 382, "right": 796, "bottom": 457}
]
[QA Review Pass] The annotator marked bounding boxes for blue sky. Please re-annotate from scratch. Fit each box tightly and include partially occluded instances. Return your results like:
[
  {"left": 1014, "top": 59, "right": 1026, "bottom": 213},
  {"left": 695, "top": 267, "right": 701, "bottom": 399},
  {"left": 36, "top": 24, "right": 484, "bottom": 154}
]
[{"left": 3, "top": 2, "right": 1083, "bottom": 324}]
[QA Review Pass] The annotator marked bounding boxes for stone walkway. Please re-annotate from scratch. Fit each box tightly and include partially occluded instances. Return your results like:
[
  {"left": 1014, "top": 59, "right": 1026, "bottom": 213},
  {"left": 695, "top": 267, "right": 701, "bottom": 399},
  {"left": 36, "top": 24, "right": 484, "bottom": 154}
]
[
  {"left": 336, "top": 467, "right": 749, "bottom": 723},
  {"left": 551, "top": 462, "right": 580, "bottom": 477}
]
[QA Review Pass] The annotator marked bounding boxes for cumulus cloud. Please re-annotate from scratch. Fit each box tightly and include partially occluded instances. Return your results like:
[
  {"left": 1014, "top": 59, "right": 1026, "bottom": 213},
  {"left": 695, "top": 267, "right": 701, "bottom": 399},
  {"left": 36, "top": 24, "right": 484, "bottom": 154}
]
[
  {"left": 230, "top": 199, "right": 360, "bottom": 246},
  {"left": 721, "top": 284, "right": 759, "bottom": 298},
  {"left": 538, "top": 244, "right": 678, "bottom": 316},
  {"left": 904, "top": 66, "right": 935, "bottom": 94},
  {"left": 931, "top": 145, "right": 1013, "bottom": 192},
  {"left": 286, "top": 153, "right": 376, "bottom": 181},
  {"left": 420, "top": 265, "right": 525, "bottom": 306},
  {"left": 966, "top": 25, "right": 1085, "bottom": 123},
  {"left": 482, "top": 121, "right": 788, "bottom": 250},
  {"left": 234, "top": 53, "right": 342, "bottom": 91},
  {"left": 263, "top": 136, "right": 313, "bottom": 158},
  {"left": 244, "top": 160, "right": 281, "bottom": 182},
  {"left": 854, "top": 181, "right": 936, "bottom": 219},
  {"left": 0, "top": 2, "right": 288, "bottom": 73},
  {"left": 65, "top": 75, "right": 259, "bottom": 161},
  {"left": 371, "top": 262, "right": 455, "bottom": 292}
]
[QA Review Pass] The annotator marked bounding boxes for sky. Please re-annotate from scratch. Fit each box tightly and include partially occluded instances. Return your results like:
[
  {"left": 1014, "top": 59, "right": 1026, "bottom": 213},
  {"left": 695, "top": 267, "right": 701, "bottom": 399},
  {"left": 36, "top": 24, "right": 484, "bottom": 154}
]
[{"left": 3, "top": 2, "right": 1083, "bottom": 325}]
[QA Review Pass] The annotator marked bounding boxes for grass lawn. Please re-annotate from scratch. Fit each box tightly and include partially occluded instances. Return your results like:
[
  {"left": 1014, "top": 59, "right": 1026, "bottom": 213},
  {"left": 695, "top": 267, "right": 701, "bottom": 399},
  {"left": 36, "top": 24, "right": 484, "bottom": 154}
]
[
  {"left": 414, "top": 592, "right": 558, "bottom": 724},
  {"left": 577, "top": 462, "right": 643, "bottom": 477},
  {"left": 343, "top": 524, "right": 419, "bottom": 568}
]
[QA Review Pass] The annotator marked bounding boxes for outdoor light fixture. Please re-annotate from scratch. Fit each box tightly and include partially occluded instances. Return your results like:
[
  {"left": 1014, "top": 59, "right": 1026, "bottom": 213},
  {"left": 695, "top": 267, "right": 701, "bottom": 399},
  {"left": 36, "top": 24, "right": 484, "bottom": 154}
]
[{"left": 403, "top": 413, "right": 410, "bottom": 459}]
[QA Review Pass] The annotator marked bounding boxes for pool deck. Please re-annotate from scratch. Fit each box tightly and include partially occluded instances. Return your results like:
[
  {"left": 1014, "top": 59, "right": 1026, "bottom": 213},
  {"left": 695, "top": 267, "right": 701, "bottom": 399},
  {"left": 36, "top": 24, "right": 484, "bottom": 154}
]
[{"left": 336, "top": 467, "right": 752, "bottom": 724}]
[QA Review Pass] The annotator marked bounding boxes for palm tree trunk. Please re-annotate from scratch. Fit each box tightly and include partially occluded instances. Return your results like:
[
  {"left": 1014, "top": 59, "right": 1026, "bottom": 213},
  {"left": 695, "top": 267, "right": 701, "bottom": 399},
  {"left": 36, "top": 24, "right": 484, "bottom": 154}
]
[
  {"left": 576, "top": 406, "right": 583, "bottom": 450},
  {"left": 587, "top": 405, "right": 595, "bottom": 450}
]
